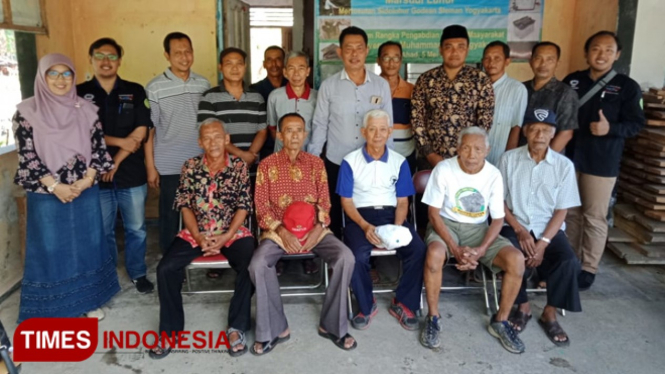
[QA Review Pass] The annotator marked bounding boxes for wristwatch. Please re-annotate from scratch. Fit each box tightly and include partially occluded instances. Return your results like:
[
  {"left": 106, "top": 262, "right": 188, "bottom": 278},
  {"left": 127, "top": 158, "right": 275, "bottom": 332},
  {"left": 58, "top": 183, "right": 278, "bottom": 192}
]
[
  {"left": 47, "top": 181, "right": 60, "bottom": 193},
  {"left": 540, "top": 237, "right": 551, "bottom": 244}
]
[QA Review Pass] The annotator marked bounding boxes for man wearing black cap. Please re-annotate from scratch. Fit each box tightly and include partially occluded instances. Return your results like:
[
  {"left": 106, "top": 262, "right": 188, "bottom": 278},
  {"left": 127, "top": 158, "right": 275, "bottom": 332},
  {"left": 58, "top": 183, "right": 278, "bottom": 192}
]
[
  {"left": 498, "top": 108, "right": 582, "bottom": 347},
  {"left": 412, "top": 24, "right": 494, "bottom": 168}
]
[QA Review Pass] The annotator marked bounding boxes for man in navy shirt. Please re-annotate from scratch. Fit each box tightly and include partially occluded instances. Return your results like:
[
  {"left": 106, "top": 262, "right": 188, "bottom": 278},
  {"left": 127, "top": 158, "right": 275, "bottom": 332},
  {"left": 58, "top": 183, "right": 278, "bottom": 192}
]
[
  {"left": 77, "top": 38, "right": 154, "bottom": 293},
  {"left": 563, "top": 31, "right": 645, "bottom": 290}
]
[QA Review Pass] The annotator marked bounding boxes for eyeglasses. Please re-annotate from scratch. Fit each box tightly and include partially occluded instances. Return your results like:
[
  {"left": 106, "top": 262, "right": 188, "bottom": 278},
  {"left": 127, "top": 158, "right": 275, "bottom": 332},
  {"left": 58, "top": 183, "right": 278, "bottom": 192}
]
[
  {"left": 92, "top": 53, "right": 119, "bottom": 61},
  {"left": 46, "top": 70, "right": 73, "bottom": 80},
  {"left": 380, "top": 56, "right": 402, "bottom": 63}
]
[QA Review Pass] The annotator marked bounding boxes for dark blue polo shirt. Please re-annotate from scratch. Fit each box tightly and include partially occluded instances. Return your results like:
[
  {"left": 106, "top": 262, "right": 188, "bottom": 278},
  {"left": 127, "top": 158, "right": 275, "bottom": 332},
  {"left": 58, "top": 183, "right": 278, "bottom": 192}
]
[{"left": 77, "top": 76, "right": 153, "bottom": 189}]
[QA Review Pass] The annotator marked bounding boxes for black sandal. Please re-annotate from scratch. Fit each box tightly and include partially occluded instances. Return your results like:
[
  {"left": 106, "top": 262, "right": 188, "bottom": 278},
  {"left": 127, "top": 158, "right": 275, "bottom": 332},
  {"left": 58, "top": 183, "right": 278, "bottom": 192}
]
[
  {"left": 148, "top": 345, "right": 172, "bottom": 360},
  {"left": 508, "top": 310, "right": 532, "bottom": 333},
  {"left": 538, "top": 318, "right": 570, "bottom": 347},
  {"left": 227, "top": 328, "right": 248, "bottom": 357},
  {"left": 250, "top": 334, "right": 290, "bottom": 356},
  {"left": 318, "top": 330, "right": 357, "bottom": 351}
]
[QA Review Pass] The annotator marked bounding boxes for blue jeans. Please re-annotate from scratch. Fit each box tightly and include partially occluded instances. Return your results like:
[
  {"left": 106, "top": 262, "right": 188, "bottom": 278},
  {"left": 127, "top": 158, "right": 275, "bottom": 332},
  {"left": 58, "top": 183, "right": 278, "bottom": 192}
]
[{"left": 100, "top": 184, "right": 148, "bottom": 280}]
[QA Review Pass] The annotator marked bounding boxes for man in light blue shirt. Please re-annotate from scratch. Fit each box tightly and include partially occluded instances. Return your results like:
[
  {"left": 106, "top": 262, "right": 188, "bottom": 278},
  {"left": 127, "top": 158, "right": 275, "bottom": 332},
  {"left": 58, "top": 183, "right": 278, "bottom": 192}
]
[
  {"left": 482, "top": 41, "right": 528, "bottom": 166},
  {"left": 309, "top": 26, "right": 393, "bottom": 237}
]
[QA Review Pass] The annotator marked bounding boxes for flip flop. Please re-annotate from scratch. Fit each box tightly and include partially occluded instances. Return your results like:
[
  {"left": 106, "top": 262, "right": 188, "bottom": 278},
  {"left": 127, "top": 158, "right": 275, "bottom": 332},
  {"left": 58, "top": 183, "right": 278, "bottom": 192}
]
[
  {"left": 508, "top": 310, "right": 532, "bottom": 334},
  {"left": 250, "top": 334, "right": 290, "bottom": 356},
  {"left": 318, "top": 330, "right": 357, "bottom": 351},
  {"left": 148, "top": 345, "right": 172, "bottom": 360},
  {"left": 538, "top": 318, "right": 570, "bottom": 347},
  {"left": 206, "top": 270, "right": 223, "bottom": 279},
  {"left": 227, "top": 329, "right": 248, "bottom": 357}
]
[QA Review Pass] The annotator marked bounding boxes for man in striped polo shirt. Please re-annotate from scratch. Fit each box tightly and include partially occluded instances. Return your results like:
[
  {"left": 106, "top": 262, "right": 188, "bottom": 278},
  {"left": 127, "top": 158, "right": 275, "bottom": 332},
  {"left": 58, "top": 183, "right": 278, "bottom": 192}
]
[
  {"left": 198, "top": 47, "right": 267, "bottom": 171},
  {"left": 145, "top": 32, "right": 211, "bottom": 253}
]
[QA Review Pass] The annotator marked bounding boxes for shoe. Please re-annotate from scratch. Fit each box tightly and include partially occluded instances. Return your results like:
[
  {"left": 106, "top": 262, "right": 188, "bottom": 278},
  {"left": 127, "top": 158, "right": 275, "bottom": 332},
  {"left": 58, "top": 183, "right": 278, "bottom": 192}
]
[
  {"left": 420, "top": 314, "right": 442, "bottom": 349},
  {"left": 578, "top": 270, "right": 595, "bottom": 291},
  {"left": 389, "top": 298, "right": 419, "bottom": 331},
  {"left": 302, "top": 259, "right": 319, "bottom": 275},
  {"left": 351, "top": 300, "right": 378, "bottom": 330},
  {"left": 84, "top": 308, "right": 105, "bottom": 321},
  {"left": 133, "top": 276, "right": 155, "bottom": 294},
  {"left": 487, "top": 314, "right": 525, "bottom": 354},
  {"left": 276, "top": 260, "right": 285, "bottom": 277}
]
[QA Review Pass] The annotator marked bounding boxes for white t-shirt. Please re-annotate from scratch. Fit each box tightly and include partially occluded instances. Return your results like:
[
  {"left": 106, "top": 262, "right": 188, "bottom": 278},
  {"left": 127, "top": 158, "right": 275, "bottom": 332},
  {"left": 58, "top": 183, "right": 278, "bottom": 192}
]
[{"left": 422, "top": 156, "right": 505, "bottom": 224}]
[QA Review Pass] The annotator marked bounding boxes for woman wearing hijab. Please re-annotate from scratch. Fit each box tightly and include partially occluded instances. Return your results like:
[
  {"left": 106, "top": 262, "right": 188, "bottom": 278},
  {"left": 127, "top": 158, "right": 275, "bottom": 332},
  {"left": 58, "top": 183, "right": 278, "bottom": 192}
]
[{"left": 13, "top": 53, "right": 120, "bottom": 322}]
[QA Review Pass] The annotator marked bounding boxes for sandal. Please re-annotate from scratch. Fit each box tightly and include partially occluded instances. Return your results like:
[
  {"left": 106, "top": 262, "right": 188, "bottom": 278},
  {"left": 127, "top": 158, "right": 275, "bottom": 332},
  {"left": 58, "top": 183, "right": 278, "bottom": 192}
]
[
  {"left": 508, "top": 310, "right": 532, "bottom": 333},
  {"left": 317, "top": 329, "right": 357, "bottom": 351},
  {"left": 227, "top": 328, "right": 248, "bottom": 357},
  {"left": 206, "top": 270, "right": 223, "bottom": 279},
  {"left": 538, "top": 318, "right": 570, "bottom": 347},
  {"left": 148, "top": 345, "right": 172, "bottom": 360},
  {"left": 250, "top": 334, "right": 290, "bottom": 356}
]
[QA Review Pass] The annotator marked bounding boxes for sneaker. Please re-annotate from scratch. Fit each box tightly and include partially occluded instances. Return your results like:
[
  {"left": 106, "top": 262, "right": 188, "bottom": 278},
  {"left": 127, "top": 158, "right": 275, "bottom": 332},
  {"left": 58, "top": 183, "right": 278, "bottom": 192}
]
[
  {"left": 487, "top": 315, "right": 525, "bottom": 354},
  {"left": 84, "top": 308, "right": 105, "bottom": 321},
  {"left": 420, "top": 314, "right": 442, "bottom": 349},
  {"left": 389, "top": 298, "right": 419, "bottom": 331},
  {"left": 578, "top": 270, "right": 595, "bottom": 291},
  {"left": 351, "top": 300, "right": 378, "bottom": 330},
  {"left": 133, "top": 276, "right": 155, "bottom": 294}
]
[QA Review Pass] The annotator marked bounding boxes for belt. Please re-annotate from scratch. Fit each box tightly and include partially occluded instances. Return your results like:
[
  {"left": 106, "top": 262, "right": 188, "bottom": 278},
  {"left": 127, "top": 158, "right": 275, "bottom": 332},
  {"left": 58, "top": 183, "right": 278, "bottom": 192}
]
[{"left": 357, "top": 205, "right": 395, "bottom": 210}]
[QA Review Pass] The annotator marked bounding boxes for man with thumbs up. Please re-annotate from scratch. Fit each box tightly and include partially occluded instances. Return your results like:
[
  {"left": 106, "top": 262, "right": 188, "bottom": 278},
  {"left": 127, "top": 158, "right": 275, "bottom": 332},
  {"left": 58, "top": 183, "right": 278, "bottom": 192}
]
[{"left": 563, "top": 31, "right": 645, "bottom": 290}]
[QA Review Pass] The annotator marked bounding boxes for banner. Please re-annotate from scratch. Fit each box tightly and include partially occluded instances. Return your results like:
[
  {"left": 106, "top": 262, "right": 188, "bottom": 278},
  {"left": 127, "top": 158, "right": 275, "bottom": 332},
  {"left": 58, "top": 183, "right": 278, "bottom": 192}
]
[{"left": 314, "top": 0, "right": 544, "bottom": 83}]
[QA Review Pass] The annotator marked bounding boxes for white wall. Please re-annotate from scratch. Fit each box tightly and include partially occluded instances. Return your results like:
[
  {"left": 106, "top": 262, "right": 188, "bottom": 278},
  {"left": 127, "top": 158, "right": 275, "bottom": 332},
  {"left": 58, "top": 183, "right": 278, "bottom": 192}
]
[{"left": 630, "top": 0, "right": 665, "bottom": 89}]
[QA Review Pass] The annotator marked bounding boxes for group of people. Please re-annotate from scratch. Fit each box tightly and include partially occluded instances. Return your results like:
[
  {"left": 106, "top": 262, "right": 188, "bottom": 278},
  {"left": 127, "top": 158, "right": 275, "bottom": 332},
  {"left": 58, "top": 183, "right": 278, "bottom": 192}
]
[{"left": 13, "top": 22, "right": 644, "bottom": 359}]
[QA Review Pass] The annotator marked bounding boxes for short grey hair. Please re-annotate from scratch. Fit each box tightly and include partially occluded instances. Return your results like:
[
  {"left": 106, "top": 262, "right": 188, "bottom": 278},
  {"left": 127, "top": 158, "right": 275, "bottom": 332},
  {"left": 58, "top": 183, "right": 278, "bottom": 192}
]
[
  {"left": 362, "top": 109, "right": 392, "bottom": 128},
  {"left": 285, "top": 50, "right": 310, "bottom": 66},
  {"left": 198, "top": 117, "right": 226, "bottom": 137},
  {"left": 458, "top": 126, "right": 489, "bottom": 148}
]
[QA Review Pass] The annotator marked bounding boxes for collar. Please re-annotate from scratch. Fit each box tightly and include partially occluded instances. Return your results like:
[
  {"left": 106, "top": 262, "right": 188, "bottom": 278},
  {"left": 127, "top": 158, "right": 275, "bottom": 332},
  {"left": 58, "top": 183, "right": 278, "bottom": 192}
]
[
  {"left": 530, "top": 77, "right": 558, "bottom": 91},
  {"left": 164, "top": 67, "right": 195, "bottom": 82},
  {"left": 341, "top": 68, "right": 370, "bottom": 84},
  {"left": 362, "top": 144, "right": 389, "bottom": 163},
  {"left": 438, "top": 64, "right": 470, "bottom": 81},
  {"left": 492, "top": 73, "right": 508, "bottom": 88},
  {"left": 522, "top": 145, "right": 555, "bottom": 165},
  {"left": 200, "top": 153, "right": 232, "bottom": 175},
  {"left": 286, "top": 82, "right": 311, "bottom": 100},
  {"left": 218, "top": 82, "right": 247, "bottom": 96},
  {"left": 91, "top": 76, "right": 122, "bottom": 92},
  {"left": 278, "top": 148, "right": 305, "bottom": 163},
  {"left": 261, "top": 76, "right": 288, "bottom": 88},
  {"left": 586, "top": 68, "right": 616, "bottom": 83}
]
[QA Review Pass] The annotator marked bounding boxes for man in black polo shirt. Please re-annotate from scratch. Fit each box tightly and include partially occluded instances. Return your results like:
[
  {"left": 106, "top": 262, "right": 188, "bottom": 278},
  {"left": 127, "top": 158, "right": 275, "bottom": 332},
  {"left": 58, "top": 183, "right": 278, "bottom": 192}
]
[
  {"left": 563, "top": 31, "right": 645, "bottom": 290},
  {"left": 522, "top": 42, "right": 579, "bottom": 153},
  {"left": 78, "top": 38, "right": 154, "bottom": 294},
  {"left": 250, "top": 46, "right": 288, "bottom": 162}
]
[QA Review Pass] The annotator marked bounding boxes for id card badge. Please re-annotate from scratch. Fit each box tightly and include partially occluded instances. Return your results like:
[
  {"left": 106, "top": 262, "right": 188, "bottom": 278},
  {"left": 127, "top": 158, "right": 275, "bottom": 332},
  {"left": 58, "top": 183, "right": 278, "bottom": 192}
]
[{"left": 370, "top": 96, "right": 382, "bottom": 105}]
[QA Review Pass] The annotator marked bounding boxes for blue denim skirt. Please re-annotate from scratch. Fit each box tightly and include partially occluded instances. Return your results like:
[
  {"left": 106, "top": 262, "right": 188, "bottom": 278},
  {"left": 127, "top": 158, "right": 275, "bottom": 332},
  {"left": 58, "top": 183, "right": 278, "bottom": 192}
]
[{"left": 18, "top": 185, "right": 120, "bottom": 322}]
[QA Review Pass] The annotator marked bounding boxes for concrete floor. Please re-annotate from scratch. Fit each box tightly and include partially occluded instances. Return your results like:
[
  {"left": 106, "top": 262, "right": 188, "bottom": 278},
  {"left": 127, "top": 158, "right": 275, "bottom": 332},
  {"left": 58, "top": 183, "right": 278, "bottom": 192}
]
[{"left": 1, "top": 225, "right": 665, "bottom": 374}]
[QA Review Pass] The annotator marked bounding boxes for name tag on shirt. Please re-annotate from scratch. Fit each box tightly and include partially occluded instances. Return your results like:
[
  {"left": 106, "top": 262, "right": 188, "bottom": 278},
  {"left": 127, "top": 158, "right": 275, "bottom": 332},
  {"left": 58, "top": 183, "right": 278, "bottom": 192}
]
[
  {"left": 370, "top": 96, "right": 382, "bottom": 104},
  {"left": 119, "top": 94, "right": 134, "bottom": 101}
]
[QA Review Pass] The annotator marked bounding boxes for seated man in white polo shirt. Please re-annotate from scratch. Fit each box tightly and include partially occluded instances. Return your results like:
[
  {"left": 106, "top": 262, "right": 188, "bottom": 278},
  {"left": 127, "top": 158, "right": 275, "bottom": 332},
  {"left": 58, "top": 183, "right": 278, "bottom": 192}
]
[
  {"left": 421, "top": 126, "right": 526, "bottom": 354},
  {"left": 337, "top": 109, "right": 426, "bottom": 331}
]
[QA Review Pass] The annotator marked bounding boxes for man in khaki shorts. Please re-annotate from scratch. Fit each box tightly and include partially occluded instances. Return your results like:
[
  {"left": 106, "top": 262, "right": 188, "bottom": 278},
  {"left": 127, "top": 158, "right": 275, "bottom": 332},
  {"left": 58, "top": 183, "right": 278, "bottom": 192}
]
[{"left": 420, "top": 126, "right": 526, "bottom": 354}]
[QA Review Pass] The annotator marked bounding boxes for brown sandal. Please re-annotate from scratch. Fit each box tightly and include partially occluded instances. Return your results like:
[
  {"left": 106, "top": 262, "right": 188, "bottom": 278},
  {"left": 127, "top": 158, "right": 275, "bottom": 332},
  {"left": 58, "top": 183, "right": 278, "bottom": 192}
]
[
  {"left": 508, "top": 310, "right": 532, "bottom": 333},
  {"left": 538, "top": 318, "right": 570, "bottom": 347}
]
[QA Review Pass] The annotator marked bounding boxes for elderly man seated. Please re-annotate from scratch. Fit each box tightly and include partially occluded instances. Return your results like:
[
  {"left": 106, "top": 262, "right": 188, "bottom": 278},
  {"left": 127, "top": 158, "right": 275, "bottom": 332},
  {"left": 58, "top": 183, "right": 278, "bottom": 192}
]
[
  {"left": 498, "top": 109, "right": 582, "bottom": 347},
  {"left": 249, "top": 113, "right": 356, "bottom": 355},
  {"left": 421, "top": 126, "right": 526, "bottom": 353},
  {"left": 336, "top": 109, "right": 426, "bottom": 331},
  {"left": 151, "top": 118, "right": 255, "bottom": 359}
]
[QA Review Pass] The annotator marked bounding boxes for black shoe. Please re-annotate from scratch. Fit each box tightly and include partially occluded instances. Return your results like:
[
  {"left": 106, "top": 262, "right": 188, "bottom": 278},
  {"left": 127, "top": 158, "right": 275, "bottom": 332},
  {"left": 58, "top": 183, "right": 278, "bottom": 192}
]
[
  {"left": 133, "top": 276, "right": 155, "bottom": 294},
  {"left": 578, "top": 270, "right": 595, "bottom": 291}
]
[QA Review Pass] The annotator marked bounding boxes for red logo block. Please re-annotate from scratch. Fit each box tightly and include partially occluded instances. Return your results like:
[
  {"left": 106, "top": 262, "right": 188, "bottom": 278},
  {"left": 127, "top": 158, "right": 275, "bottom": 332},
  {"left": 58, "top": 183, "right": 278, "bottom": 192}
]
[{"left": 13, "top": 318, "right": 98, "bottom": 362}]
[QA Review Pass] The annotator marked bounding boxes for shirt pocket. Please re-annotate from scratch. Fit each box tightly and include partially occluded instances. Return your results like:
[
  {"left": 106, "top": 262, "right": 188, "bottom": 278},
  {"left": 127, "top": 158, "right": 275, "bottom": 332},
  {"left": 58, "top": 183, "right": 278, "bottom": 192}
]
[
  {"left": 539, "top": 183, "right": 560, "bottom": 208},
  {"left": 598, "top": 91, "right": 621, "bottom": 123}
]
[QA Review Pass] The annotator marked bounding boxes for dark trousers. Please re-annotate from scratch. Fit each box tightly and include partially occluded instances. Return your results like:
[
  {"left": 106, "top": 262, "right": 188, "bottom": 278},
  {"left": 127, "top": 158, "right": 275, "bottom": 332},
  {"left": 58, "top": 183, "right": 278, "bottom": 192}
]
[
  {"left": 159, "top": 174, "right": 181, "bottom": 254},
  {"left": 324, "top": 157, "right": 343, "bottom": 238},
  {"left": 157, "top": 237, "right": 255, "bottom": 336},
  {"left": 500, "top": 226, "right": 582, "bottom": 312},
  {"left": 344, "top": 207, "right": 426, "bottom": 315}
]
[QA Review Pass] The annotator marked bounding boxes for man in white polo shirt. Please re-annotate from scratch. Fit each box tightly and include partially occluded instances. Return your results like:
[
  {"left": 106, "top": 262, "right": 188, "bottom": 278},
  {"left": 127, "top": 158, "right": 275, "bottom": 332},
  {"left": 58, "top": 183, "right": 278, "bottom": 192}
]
[
  {"left": 420, "top": 126, "right": 525, "bottom": 354},
  {"left": 337, "top": 109, "right": 425, "bottom": 331}
]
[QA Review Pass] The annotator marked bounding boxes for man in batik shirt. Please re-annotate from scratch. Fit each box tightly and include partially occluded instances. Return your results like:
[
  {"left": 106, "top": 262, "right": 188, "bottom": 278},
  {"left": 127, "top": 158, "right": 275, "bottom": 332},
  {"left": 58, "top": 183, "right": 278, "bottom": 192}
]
[
  {"left": 152, "top": 118, "right": 254, "bottom": 359},
  {"left": 249, "top": 113, "right": 357, "bottom": 355},
  {"left": 411, "top": 24, "right": 494, "bottom": 168}
]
